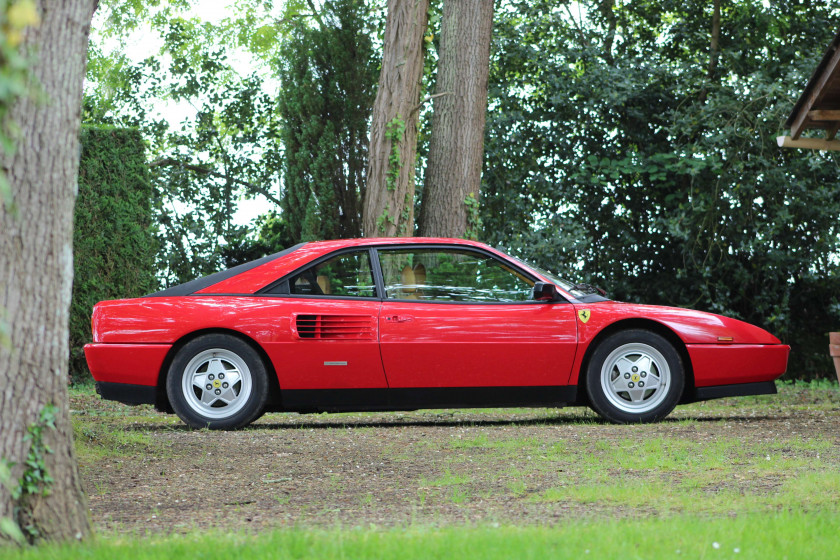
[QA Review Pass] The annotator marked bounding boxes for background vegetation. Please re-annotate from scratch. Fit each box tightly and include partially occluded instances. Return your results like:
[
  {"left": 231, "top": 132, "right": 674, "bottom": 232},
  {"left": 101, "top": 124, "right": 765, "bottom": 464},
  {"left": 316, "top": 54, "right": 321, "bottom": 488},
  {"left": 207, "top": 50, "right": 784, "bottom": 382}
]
[
  {"left": 71, "top": 126, "right": 158, "bottom": 380},
  {"left": 482, "top": 1, "right": 840, "bottom": 378},
  {"left": 78, "top": 0, "right": 840, "bottom": 379}
]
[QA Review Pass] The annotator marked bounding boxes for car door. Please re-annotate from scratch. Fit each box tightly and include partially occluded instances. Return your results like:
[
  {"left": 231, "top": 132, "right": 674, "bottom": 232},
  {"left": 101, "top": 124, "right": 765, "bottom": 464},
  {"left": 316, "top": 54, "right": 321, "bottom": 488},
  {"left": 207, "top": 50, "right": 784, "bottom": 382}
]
[
  {"left": 376, "top": 246, "right": 578, "bottom": 389},
  {"left": 259, "top": 249, "right": 387, "bottom": 390}
]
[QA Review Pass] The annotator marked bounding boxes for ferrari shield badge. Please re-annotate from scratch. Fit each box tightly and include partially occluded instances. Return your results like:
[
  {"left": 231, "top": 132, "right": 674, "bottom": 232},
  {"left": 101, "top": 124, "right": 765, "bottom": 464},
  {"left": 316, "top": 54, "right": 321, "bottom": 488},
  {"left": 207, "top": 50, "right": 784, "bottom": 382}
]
[{"left": 577, "top": 309, "right": 591, "bottom": 323}]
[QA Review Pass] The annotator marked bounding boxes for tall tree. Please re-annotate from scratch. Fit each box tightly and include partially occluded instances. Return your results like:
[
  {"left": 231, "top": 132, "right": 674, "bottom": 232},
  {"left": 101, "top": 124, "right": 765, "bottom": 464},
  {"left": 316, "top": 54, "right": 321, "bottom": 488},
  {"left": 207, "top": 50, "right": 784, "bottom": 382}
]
[
  {"left": 417, "top": 0, "right": 494, "bottom": 238},
  {"left": 278, "top": 0, "right": 377, "bottom": 242},
  {"left": 0, "top": 0, "right": 97, "bottom": 543},
  {"left": 482, "top": 0, "right": 840, "bottom": 378},
  {"left": 363, "top": 0, "right": 429, "bottom": 237}
]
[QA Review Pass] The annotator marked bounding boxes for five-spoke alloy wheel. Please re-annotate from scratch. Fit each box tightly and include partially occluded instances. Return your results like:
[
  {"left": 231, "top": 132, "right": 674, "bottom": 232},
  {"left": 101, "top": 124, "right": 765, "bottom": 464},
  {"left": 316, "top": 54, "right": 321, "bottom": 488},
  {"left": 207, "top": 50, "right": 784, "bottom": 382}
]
[
  {"left": 167, "top": 334, "right": 268, "bottom": 429},
  {"left": 586, "top": 329, "right": 684, "bottom": 423}
]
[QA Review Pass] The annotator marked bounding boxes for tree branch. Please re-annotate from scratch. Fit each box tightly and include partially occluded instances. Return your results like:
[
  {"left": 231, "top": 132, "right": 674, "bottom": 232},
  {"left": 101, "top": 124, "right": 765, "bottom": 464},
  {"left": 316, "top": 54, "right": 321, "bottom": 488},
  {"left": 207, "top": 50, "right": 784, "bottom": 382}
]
[
  {"left": 411, "top": 91, "right": 453, "bottom": 116},
  {"left": 149, "top": 157, "right": 283, "bottom": 208},
  {"left": 305, "top": 0, "right": 325, "bottom": 30}
]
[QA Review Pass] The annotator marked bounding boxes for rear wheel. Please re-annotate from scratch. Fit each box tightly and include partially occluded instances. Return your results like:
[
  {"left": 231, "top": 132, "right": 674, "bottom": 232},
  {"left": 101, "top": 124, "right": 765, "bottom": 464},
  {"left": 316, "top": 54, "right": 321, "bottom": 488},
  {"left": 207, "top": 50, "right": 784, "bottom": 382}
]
[
  {"left": 166, "top": 334, "right": 268, "bottom": 429},
  {"left": 586, "top": 329, "right": 684, "bottom": 423}
]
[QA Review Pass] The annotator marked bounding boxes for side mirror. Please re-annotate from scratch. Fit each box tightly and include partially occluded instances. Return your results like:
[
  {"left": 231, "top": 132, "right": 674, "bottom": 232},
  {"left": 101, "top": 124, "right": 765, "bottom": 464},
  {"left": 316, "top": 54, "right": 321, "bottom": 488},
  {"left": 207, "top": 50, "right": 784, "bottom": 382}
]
[{"left": 533, "top": 282, "right": 560, "bottom": 302}]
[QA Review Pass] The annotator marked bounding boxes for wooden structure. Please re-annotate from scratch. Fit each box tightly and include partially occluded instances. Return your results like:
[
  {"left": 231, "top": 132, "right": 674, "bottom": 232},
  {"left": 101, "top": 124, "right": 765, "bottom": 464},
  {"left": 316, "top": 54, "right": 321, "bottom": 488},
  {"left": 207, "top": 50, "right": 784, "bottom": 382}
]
[{"left": 778, "top": 28, "right": 840, "bottom": 151}]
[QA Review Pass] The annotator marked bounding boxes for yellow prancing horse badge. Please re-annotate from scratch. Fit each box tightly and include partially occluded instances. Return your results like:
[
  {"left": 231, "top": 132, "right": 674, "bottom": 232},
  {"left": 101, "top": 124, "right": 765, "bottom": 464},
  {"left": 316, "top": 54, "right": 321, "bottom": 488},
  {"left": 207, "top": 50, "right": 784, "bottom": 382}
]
[{"left": 577, "top": 309, "right": 591, "bottom": 323}]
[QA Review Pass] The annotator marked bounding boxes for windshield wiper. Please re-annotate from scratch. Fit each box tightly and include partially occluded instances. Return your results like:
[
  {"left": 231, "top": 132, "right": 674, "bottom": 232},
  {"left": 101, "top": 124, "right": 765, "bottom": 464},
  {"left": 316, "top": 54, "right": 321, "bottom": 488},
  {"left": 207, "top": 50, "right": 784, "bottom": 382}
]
[{"left": 571, "top": 283, "right": 607, "bottom": 296}]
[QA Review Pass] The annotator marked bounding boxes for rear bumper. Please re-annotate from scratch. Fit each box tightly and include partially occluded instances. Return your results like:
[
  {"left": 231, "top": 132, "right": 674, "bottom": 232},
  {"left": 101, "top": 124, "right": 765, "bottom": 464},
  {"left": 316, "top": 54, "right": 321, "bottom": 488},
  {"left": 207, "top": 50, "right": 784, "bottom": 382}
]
[
  {"left": 84, "top": 343, "right": 172, "bottom": 386},
  {"left": 95, "top": 382, "right": 157, "bottom": 405}
]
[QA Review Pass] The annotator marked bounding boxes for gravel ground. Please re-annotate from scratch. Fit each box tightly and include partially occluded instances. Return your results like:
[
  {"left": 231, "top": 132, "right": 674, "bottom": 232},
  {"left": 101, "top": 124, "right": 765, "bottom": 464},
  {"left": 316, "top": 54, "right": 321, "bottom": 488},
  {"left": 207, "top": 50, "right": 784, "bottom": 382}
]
[{"left": 71, "top": 385, "right": 840, "bottom": 534}]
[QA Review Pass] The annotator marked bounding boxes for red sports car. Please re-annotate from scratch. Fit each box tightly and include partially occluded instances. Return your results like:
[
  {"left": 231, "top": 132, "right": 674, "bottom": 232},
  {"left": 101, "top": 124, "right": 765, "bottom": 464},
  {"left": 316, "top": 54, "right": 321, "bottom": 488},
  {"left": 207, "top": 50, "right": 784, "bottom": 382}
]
[{"left": 85, "top": 238, "right": 789, "bottom": 429}]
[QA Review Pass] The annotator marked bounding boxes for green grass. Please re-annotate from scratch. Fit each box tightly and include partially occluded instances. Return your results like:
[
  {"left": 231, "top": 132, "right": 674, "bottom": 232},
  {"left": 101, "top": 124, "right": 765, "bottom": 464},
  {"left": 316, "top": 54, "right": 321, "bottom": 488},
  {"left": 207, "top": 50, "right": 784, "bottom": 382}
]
[
  {"left": 3, "top": 511, "right": 839, "bottom": 559},
  {"left": 49, "top": 378, "right": 840, "bottom": 557}
]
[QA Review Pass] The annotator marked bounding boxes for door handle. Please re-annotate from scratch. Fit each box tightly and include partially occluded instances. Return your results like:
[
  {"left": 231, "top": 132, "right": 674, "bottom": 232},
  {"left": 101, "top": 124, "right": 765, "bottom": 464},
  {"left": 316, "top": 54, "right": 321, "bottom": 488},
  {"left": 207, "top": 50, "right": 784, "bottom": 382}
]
[{"left": 385, "top": 315, "right": 414, "bottom": 323}]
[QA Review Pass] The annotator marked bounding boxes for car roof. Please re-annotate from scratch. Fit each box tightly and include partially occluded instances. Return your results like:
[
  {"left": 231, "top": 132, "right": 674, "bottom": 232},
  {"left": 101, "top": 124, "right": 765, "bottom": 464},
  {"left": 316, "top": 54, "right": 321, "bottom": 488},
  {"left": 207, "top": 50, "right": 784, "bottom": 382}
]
[{"left": 149, "top": 237, "right": 500, "bottom": 297}]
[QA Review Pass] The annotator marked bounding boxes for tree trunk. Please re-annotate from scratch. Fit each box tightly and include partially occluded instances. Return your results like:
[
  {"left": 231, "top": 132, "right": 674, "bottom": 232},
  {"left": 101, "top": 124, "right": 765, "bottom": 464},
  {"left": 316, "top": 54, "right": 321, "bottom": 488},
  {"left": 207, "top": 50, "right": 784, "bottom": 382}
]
[
  {"left": 417, "top": 0, "right": 494, "bottom": 239},
  {"left": 0, "top": 0, "right": 97, "bottom": 544},
  {"left": 362, "top": 0, "right": 429, "bottom": 237},
  {"left": 699, "top": 0, "right": 721, "bottom": 103}
]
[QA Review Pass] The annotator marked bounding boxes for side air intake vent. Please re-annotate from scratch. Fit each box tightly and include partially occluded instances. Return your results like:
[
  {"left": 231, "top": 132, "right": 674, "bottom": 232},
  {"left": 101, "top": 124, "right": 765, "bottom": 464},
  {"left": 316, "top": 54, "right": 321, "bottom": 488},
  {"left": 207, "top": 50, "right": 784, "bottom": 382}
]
[{"left": 295, "top": 315, "right": 376, "bottom": 340}]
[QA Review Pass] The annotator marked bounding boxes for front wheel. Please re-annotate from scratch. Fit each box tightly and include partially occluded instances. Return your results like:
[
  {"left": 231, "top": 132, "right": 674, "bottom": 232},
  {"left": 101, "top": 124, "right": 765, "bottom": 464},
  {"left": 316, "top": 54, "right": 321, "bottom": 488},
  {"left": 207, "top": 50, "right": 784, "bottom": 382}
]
[
  {"left": 585, "top": 329, "right": 684, "bottom": 423},
  {"left": 166, "top": 334, "right": 268, "bottom": 429}
]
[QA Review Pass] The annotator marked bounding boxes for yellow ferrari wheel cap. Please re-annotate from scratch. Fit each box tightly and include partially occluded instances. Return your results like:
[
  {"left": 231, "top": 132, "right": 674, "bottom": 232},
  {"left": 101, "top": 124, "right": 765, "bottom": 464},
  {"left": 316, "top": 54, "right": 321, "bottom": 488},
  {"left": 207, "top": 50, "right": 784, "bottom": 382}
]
[
  {"left": 577, "top": 309, "right": 591, "bottom": 323},
  {"left": 213, "top": 379, "right": 221, "bottom": 388}
]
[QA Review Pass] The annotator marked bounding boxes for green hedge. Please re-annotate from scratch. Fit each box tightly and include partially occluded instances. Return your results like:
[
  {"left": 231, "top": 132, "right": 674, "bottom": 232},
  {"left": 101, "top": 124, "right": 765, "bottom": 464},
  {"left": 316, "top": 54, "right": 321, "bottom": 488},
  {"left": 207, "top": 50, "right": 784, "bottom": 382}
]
[{"left": 70, "top": 126, "right": 157, "bottom": 381}]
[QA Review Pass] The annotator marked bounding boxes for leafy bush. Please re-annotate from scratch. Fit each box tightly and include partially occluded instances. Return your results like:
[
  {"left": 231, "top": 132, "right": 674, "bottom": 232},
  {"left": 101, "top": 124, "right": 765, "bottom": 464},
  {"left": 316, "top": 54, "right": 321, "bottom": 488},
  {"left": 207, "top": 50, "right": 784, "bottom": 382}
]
[{"left": 70, "top": 126, "right": 157, "bottom": 381}]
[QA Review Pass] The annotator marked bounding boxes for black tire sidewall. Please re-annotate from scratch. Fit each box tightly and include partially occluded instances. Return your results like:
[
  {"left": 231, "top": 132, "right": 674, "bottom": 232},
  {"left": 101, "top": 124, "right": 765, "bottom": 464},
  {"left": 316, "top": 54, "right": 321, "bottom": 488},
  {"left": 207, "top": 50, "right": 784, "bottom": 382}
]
[
  {"left": 586, "top": 329, "right": 684, "bottom": 423},
  {"left": 166, "top": 334, "right": 269, "bottom": 429}
]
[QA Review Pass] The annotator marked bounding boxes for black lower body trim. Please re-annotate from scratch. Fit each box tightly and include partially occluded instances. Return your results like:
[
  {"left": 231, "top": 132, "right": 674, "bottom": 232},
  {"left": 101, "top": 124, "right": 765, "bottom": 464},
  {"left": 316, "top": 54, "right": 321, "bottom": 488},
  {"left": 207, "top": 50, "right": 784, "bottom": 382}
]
[
  {"left": 693, "top": 381, "right": 777, "bottom": 402},
  {"left": 96, "top": 382, "right": 157, "bottom": 406},
  {"left": 280, "top": 386, "right": 578, "bottom": 413}
]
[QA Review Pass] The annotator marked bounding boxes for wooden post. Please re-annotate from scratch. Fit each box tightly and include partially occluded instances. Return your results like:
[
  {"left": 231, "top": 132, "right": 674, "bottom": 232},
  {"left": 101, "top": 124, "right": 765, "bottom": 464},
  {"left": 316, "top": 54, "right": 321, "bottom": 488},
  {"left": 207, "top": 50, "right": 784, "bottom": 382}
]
[{"left": 830, "top": 332, "right": 840, "bottom": 384}]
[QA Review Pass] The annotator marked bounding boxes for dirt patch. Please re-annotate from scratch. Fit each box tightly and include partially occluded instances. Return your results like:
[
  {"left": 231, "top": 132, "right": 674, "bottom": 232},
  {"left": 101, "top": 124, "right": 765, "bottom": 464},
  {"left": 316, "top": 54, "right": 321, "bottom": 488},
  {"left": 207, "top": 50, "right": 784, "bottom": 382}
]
[{"left": 71, "top": 387, "right": 840, "bottom": 534}]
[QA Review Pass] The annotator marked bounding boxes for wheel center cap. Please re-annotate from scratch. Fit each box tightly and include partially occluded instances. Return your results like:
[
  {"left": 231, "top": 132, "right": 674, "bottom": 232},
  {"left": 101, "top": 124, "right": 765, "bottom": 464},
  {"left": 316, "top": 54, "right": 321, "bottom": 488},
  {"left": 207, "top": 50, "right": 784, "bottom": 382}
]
[
  {"left": 631, "top": 374, "right": 640, "bottom": 383},
  {"left": 213, "top": 379, "right": 221, "bottom": 388}
]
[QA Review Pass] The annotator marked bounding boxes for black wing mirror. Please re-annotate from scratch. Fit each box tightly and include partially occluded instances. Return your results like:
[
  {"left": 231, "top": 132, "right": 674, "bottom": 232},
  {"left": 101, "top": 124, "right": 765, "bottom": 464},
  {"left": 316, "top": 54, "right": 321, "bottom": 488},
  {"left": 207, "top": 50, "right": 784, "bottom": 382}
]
[{"left": 533, "top": 282, "right": 560, "bottom": 302}]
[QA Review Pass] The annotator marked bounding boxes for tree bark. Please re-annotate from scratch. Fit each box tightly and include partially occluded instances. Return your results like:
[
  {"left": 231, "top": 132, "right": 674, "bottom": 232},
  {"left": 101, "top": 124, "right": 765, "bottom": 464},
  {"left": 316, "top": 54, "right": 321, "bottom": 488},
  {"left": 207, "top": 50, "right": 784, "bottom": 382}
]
[
  {"left": 0, "top": 0, "right": 97, "bottom": 543},
  {"left": 699, "top": 0, "right": 721, "bottom": 103},
  {"left": 418, "top": 0, "right": 494, "bottom": 238},
  {"left": 362, "top": 0, "right": 429, "bottom": 237}
]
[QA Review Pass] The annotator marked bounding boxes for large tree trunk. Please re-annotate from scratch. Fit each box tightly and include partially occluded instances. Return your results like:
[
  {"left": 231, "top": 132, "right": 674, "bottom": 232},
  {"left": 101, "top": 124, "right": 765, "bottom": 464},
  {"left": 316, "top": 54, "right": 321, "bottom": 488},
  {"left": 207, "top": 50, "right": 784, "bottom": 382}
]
[
  {"left": 0, "top": 0, "right": 97, "bottom": 543},
  {"left": 362, "top": 0, "right": 429, "bottom": 237},
  {"left": 418, "top": 0, "right": 494, "bottom": 238}
]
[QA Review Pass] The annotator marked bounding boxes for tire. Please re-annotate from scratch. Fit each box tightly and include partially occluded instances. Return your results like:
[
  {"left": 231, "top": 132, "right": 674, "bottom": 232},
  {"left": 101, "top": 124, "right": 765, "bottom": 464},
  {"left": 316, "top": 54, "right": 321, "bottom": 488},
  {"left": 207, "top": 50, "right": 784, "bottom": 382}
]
[
  {"left": 166, "top": 334, "right": 269, "bottom": 429},
  {"left": 585, "top": 329, "right": 684, "bottom": 424}
]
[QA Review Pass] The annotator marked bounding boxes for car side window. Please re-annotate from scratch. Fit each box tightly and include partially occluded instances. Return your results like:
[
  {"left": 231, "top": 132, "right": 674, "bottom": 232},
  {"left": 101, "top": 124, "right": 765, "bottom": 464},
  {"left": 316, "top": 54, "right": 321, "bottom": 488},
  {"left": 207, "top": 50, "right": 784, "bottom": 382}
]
[
  {"left": 378, "top": 248, "right": 534, "bottom": 303},
  {"left": 287, "top": 251, "right": 376, "bottom": 298}
]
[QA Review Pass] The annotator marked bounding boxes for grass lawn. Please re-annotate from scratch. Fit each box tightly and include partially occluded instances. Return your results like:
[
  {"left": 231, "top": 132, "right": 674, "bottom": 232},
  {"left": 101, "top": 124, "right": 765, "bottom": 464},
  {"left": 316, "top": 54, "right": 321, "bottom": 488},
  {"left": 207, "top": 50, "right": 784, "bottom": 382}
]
[
  {"left": 2, "top": 380, "right": 838, "bottom": 558},
  {"left": 2, "top": 510, "right": 838, "bottom": 559}
]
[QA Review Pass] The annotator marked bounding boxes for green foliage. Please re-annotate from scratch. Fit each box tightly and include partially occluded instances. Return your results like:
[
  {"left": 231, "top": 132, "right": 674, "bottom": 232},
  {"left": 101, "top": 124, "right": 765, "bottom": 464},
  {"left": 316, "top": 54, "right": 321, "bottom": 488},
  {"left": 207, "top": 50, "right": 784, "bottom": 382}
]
[
  {"left": 0, "top": 459, "right": 25, "bottom": 545},
  {"left": 72, "top": 126, "right": 157, "bottom": 381},
  {"left": 483, "top": 0, "right": 840, "bottom": 378},
  {"left": 385, "top": 115, "right": 406, "bottom": 191},
  {"left": 14, "top": 405, "right": 57, "bottom": 503},
  {"left": 85, "top": 2, "right": 285, "bottom": 284},
  {"left": 277, "top": 0, "right": 377, "bottom": 244},
  {"left": 4, "top": 512, "right": 840, "bottom": 559},
  {"left": 221, "top": 211, "right": 295, "bottom": 267},
  {"left": 464, "top": 192, "right": 481, "bottom": 241},
  {"left": 0, "top": 404, "right": 57, "bottom": 544},
  {"left": 86, "top": 1, "right": 380, "bottom": 279}
]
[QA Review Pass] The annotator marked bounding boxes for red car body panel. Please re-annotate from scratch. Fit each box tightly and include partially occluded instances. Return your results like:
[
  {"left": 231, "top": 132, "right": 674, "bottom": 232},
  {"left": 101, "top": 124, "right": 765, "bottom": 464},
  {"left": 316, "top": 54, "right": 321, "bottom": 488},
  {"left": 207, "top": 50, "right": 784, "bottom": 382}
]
[
  {"left": 563, "top": 301, "right": 786, "bottom": 386},
  {"left": 84, "top": 343, "right": 170, "bottom": 386},
  {"left": 379, "top": 301, "right": 578, "bottom": 388},
  {"left": 685, "top": 344, "right": 789, "bottom": 386},
  {"left": 84, "top": 237, "right": 790, "bottom": 411}
]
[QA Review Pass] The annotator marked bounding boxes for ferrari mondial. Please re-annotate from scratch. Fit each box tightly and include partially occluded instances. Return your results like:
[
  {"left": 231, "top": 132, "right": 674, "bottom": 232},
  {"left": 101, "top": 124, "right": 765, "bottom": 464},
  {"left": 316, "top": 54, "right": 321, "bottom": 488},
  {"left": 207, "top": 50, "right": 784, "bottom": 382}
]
[{"left": 85, "top": 238, "right": 789, "bottom": 429}]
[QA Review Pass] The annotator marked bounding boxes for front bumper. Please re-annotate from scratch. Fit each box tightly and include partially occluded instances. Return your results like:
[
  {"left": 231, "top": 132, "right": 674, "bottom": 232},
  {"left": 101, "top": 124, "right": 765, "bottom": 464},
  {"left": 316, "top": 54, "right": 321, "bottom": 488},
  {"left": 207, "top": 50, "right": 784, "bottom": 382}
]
[
  {"left": 685, "top": 380, "right": 777, "bottom": 403},
  {"left": 686, "top": 343, "right": 790, "bottom": 386}
]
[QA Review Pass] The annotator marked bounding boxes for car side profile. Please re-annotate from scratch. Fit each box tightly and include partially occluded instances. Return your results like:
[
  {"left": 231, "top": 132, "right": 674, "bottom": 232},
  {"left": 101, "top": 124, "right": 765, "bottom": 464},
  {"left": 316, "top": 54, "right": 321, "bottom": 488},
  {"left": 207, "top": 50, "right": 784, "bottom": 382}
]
[{"left": 85, "top": 238, "right": 789, "bottom": 429}]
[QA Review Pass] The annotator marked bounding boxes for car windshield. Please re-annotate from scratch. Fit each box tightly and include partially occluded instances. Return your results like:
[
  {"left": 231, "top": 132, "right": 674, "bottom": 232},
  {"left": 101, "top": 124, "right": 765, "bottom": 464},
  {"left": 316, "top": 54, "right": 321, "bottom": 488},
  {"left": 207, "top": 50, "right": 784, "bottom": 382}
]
[{"left": 505, "top": 256, "right": 594, "bottom": 299}]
